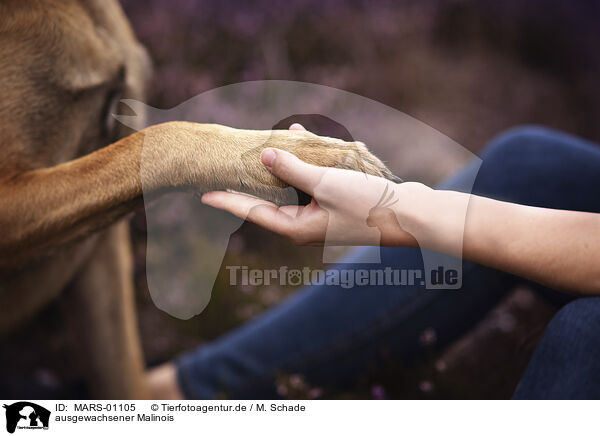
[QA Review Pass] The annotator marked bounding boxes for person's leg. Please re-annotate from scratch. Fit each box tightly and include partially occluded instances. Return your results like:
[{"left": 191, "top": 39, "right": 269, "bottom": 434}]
[
  {"left": 513, "top": 298, "right": 600, "bottom": 399},
  {"left": 170, "top": 126, "right": 600, "bottom": 399},
  {"left": 175, "top": 248, "right": 513, "bottom": 399}
]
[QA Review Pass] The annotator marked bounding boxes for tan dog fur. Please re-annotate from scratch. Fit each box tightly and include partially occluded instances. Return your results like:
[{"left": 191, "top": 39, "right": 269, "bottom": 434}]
[{"left": 0, "top": 0, "right": 395, "bottom": 398}]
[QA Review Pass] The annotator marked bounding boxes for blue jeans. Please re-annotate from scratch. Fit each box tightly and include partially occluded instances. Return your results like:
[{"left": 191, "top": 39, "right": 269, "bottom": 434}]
[
  {"left": 513, "top": 298, "right": 600, "bottom": 399},
  {"left": 176, "top": 126, "right": 600, "bottom": 399}
]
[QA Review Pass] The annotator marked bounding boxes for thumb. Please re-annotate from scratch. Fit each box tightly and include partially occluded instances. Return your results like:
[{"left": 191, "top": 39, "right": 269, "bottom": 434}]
[{"left": 261, "top": 148, "right": 325, "bottom": 196}]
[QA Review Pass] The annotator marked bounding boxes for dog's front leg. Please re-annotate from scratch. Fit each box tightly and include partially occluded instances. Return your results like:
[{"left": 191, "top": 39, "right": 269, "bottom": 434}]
[
  {"left": 0, "top": 122, "right": 396, "bottom": 268},
  {"left": 64, "top": 220, "right": 148, "bottom": 399}
]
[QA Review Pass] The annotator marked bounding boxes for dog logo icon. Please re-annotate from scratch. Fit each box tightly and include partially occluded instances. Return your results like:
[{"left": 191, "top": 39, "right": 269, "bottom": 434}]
[{"left": 3, "top": 402, "right": 50, "bottom": 434}]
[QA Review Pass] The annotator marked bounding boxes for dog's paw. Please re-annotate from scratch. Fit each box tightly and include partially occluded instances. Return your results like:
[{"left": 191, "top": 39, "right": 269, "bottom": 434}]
[
  {"left": 285, "top": 130, "right": 398, "bottom": 179},
  {"left": 239, "top": 129, "right": 402, "bottom": 204}
]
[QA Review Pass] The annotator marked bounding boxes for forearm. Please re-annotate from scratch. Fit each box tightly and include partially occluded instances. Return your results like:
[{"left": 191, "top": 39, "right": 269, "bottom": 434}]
[
  {"left": 464, "top": 195, "right": 600, "bottom": 293},
  {"left": 395, "top": 184, "right": 600, "bottom": 294},
  {"left": 0, "top": 122, "right": 275, "bottom": 265},
  {"left": 0, "top": 130, "right": 157, "bottom": 264}
]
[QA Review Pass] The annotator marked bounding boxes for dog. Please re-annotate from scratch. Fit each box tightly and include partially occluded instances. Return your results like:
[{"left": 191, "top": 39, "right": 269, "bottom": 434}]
[{"left": 0, "top": 0, "right": 396, "bottom": 399}]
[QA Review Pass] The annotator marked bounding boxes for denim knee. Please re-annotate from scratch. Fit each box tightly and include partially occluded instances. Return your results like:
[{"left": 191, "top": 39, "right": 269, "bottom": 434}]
[
  {"left": 481, "top": 125, "right": 573, "bottom": 166},
  {"left": 471, "top": 125, "right": 600, "bottom": 211}
]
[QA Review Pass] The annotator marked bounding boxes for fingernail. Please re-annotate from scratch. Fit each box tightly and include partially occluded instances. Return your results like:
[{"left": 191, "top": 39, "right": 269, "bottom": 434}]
[
  {"left": 261, "top": 148, "right": 277, "bottom": 168},
  {"left": 200, "top": 192, "right": 212, "bottom": 203}
]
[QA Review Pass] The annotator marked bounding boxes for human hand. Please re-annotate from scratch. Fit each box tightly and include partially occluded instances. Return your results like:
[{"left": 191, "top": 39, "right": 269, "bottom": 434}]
[{"left": 201, "top": 124, "right": 427, "bottom": 247}]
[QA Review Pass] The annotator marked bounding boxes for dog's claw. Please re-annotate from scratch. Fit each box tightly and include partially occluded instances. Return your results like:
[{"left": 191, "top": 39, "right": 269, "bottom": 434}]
[{"left": 390, "top": 174, "right": 404, "bottom": 183}]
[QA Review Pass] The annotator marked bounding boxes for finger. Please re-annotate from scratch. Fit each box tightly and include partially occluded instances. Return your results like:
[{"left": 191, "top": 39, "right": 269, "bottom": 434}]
[
  {"left": 278, "top": 205, "right": 303, "bottom": 218},
  {"left": 260, "top": 148, "right": 326, "bottom": 196},
  {"left": 201, "top": 191, "right": 295, "bottom": 235},
  {"left": 289, "top": 123, "right": 306, "bottom": 131},
  {"left": 201, "top": 191, "right": 273, "bottom": 218}
]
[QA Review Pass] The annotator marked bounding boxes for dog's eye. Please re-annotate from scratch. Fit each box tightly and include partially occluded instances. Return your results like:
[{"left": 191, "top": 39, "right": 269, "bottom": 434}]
[{"left": 102, "top": 89, "right": 122, "bottom": 139}]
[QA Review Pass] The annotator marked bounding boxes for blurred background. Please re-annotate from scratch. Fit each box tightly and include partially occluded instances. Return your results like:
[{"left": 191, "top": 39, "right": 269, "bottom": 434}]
[{"left": 2, "top": 0, "right": 599, "bottom": 399}]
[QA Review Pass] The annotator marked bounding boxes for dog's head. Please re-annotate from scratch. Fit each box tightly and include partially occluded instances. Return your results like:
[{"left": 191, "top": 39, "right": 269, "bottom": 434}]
[{"left": 0, "top": 0, "right": 151, "bottom": 173}]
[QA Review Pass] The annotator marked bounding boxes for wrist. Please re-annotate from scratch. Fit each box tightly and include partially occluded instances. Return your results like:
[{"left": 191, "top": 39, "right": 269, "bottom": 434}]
[
  {"left": 392, "top": 182, "right": 470, "bottom": 255},
  {"left": 139, "top": 122, "right": 212, "bottom": 191},
  {"left": 383, "top": 181, "right": 433, "bottom": 247}
]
